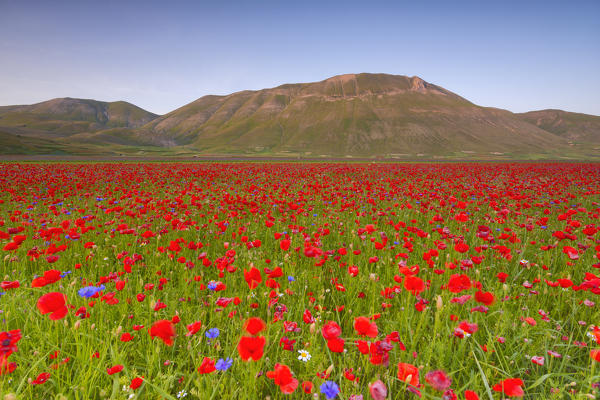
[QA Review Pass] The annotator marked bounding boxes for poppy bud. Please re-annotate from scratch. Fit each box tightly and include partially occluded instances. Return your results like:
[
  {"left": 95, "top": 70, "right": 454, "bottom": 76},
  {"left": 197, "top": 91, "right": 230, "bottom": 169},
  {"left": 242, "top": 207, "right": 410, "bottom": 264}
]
[
  {"left": 436, "top": 295, "right": 443, "bottom": 310},
  {"left": 326, "top": 364, "right": 334, "bottom": 376}
]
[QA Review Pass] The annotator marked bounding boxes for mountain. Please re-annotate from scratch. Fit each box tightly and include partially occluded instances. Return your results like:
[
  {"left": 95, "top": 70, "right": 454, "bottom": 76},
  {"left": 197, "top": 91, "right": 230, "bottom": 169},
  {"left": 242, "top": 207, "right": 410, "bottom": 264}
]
[
  {"left": 1, "top": 74, "right": 599, "bottom": 159},
  {"left": 139, "top": 73, "right": 598, "bottom": 159},
  {"left": 0, "top": 98, "right": 159, "bottom": 154},
  {"left": 0, "top": 97, "right": 158, "bottom": 133},
  {"left": 516, "top": 109, "right": 600, "bottom": 144}
]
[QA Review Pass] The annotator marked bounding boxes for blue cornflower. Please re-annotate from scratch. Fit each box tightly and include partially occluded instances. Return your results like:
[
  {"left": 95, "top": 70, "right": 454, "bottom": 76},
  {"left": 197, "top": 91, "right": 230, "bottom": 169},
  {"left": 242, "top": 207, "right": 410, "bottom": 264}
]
[
  {"left": 205, "top": 328, "right": 220, "bottom": 339},
  {"left": 215, "top": 357, "right": 233, "bottom": 371},
  {"left": 320, "top": 381, "right": 339, "bottom": 399},
  {"left": 207, "top": 281, "right": 218, "bottom": 291},
  {"left": 77, "top": 284, "right": 105, "bottom": 298},
  {"left": 287, "top": 276, "right": 295, "bottom": 283},
  {"left": 60, "top": 270, "right": 72, "bottom": 278}
]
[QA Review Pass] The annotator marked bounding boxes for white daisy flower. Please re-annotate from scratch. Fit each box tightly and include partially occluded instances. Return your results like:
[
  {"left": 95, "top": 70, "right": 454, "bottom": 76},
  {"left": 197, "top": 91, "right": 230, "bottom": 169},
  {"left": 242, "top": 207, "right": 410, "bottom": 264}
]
[{"left": 297, "top": 349, "right": 311, "bottom": 362}]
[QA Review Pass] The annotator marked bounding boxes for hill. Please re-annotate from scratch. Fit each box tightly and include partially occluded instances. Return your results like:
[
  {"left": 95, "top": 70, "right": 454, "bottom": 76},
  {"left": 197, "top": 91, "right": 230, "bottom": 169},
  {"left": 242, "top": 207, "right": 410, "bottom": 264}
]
[
  {"left": 1, "top": 74, "right": 599, "bottom": 159},
  {"left": 139, "top": 73, "right": 598, "bottom": 159},
  {"left": 516, "top": 109, "right": 600, "bottom": 144},
  {"left": 0, "top": 98, "right": 158, "bottom": 134}
]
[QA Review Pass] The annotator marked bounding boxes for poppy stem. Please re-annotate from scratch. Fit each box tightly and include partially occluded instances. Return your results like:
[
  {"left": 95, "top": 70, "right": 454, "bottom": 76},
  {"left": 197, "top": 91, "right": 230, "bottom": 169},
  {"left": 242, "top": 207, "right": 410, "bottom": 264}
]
[{"left": 471, "top": 350, "right": 494, "bottom": 400}]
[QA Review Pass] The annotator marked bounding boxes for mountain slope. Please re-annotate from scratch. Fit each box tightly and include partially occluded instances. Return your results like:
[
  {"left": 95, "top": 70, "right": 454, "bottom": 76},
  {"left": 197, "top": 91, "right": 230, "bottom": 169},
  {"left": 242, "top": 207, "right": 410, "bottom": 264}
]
[
  {"left": 139, "top": 73, "right": 593, "bottom": 158},
  {"left": 517, "top": 109, "right": 600, "bottom": 144},
  {"left": 0, "top": 98, "right": 158, "bottom": 137},
  {"left": 1, "top": 74, "right": 599, "bottom": 159}
]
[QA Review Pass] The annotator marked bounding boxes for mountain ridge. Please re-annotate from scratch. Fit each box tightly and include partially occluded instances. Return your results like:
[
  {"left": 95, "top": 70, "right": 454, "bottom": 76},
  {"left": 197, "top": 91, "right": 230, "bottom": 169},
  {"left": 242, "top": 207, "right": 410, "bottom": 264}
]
[{"left": 0, "top": 73, "right": 598, "bottom": 159}]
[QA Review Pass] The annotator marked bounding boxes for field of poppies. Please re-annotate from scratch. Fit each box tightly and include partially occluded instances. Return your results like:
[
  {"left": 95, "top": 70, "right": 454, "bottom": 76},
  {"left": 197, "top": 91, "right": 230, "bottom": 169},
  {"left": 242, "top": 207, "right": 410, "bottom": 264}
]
[{"left": 0, "top": 162, "right": 599, "bottom": 400}]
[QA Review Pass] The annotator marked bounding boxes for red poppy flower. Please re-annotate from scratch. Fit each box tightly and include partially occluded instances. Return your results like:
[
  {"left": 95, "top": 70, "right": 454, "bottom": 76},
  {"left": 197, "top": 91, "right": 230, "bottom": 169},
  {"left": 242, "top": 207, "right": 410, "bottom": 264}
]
[
  {"left": 397, "top": 362, "right": 420, "bottom": 386},
  {"left": 120, "top": 333, "right": 134, "bottom": 342},
  {"left": 37, "top": 292, "right": 68, "bottom": 320},
  {"left": 31, "top": 372, "right": 51, "bottom": 384},
  {"left": 559, "top": 280, "right": 577, "bottom": 292},
  {"left": 107, "top": 364, "right": 123, "bottom": 375},
  {"left": 326, "top": 337, "right": 345, "bottom": 353},
  {"left": 266, "top": 363, "right": 298, "bottom": 394},
  {"left": 474, "top": 290, "right": 495, "bottom": 305},
  {"left": 354, "top": 316, "right": 378, "bottom": 338},
  {"left": 464, "top": 390, "right": 480, "bottom": 400},
  {"left": 0, "top": 281, "right": 19, "bottom": 290},
  {"left": 447, "top": 274, "right": 471, "bottom": 293},
  {"left": 425, "top": 370, "right": 452, "bottom": 391},
  {"left": 301, "top": 381, "right": 313, "bottom": 393},
  {"left": 531, "top": 356, "right": 544, "bottom": 366},
  {"left": 267, "top": 266, "right": 283, "bottom": 278},
  {"left": 130, "top": 376, "right": 143, "bottom": 389},
  {"left": 0, "top": 329, "right": 21, "bottom": 358},
  {"left": 198, "top": 357, "right": 216, "bottom": 374},
  {"left": 355, "top": 340, "right": 370, "bottom": 354},
  {"left": 562, "top": 245, "right": 579, "bottom": 260},
  {"left": 590, "top": 349, "right": 600, "bottom": 362},
  {"left": 31, "top": 269, "right": 62, "bottom": 287},
  {"left": 185, "top": 321, "right": 202, "bottom": 337},
  {"left": 321, "top": 321, "right": 342, "bottom": 340},
  {"left": 369, "top": 379, "right": 387, "bottom": 400},
  {"left": 454, "top": 242, "right": 469, "bottom": 253},
  {"left": 149, "top": 320, "right": 176, "bottom": 346},
  {"left": 244, "top": 317, "right": 266, "bottom": 336},
  {"left": 454, "top": 321, "right": 478, "bottom": 338},
  {"left": 3, "top": 242, "right": 19, "bottom": 251},
  {"left": 237, "top": 336, "right": 266, "bottom": 361},
  {"left": 0, "top": 361, "right": 17, "bottom": 375},
  {"left": 404, "top": 275, "right": 425, "bottom": 295},
  {"left": 492, "top": 378, "right": 524, "bottom": 397},
  {"left": 243, "top": 267, "right": 262, "bottom": 289},
  {"left": 303, "top": 309, "right": 315, "bottom": 324}
]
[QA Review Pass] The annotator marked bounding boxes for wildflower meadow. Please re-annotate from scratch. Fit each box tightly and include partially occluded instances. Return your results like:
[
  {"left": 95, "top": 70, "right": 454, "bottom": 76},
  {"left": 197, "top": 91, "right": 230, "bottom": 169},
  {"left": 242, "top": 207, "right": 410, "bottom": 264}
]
[{"left": 0, "top": 162, "right": 599, "bottom": 399}]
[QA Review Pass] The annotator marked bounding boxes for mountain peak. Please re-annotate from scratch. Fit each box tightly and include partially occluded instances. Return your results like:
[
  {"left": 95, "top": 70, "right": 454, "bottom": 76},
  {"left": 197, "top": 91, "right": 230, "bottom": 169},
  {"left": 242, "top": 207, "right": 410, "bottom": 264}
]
[
  {"left": 410, "top": 76, "right": 426, "bottom": 91},
  {"left": 324, "top": 73, "right": 360, "bottom": 83}
]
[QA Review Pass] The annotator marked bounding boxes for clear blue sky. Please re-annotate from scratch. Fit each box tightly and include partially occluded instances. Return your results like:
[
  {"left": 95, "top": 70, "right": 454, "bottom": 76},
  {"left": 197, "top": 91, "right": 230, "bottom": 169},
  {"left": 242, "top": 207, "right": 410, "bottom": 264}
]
[{"left": 1, "top": 0, "right": 598, "bottom": 115}]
